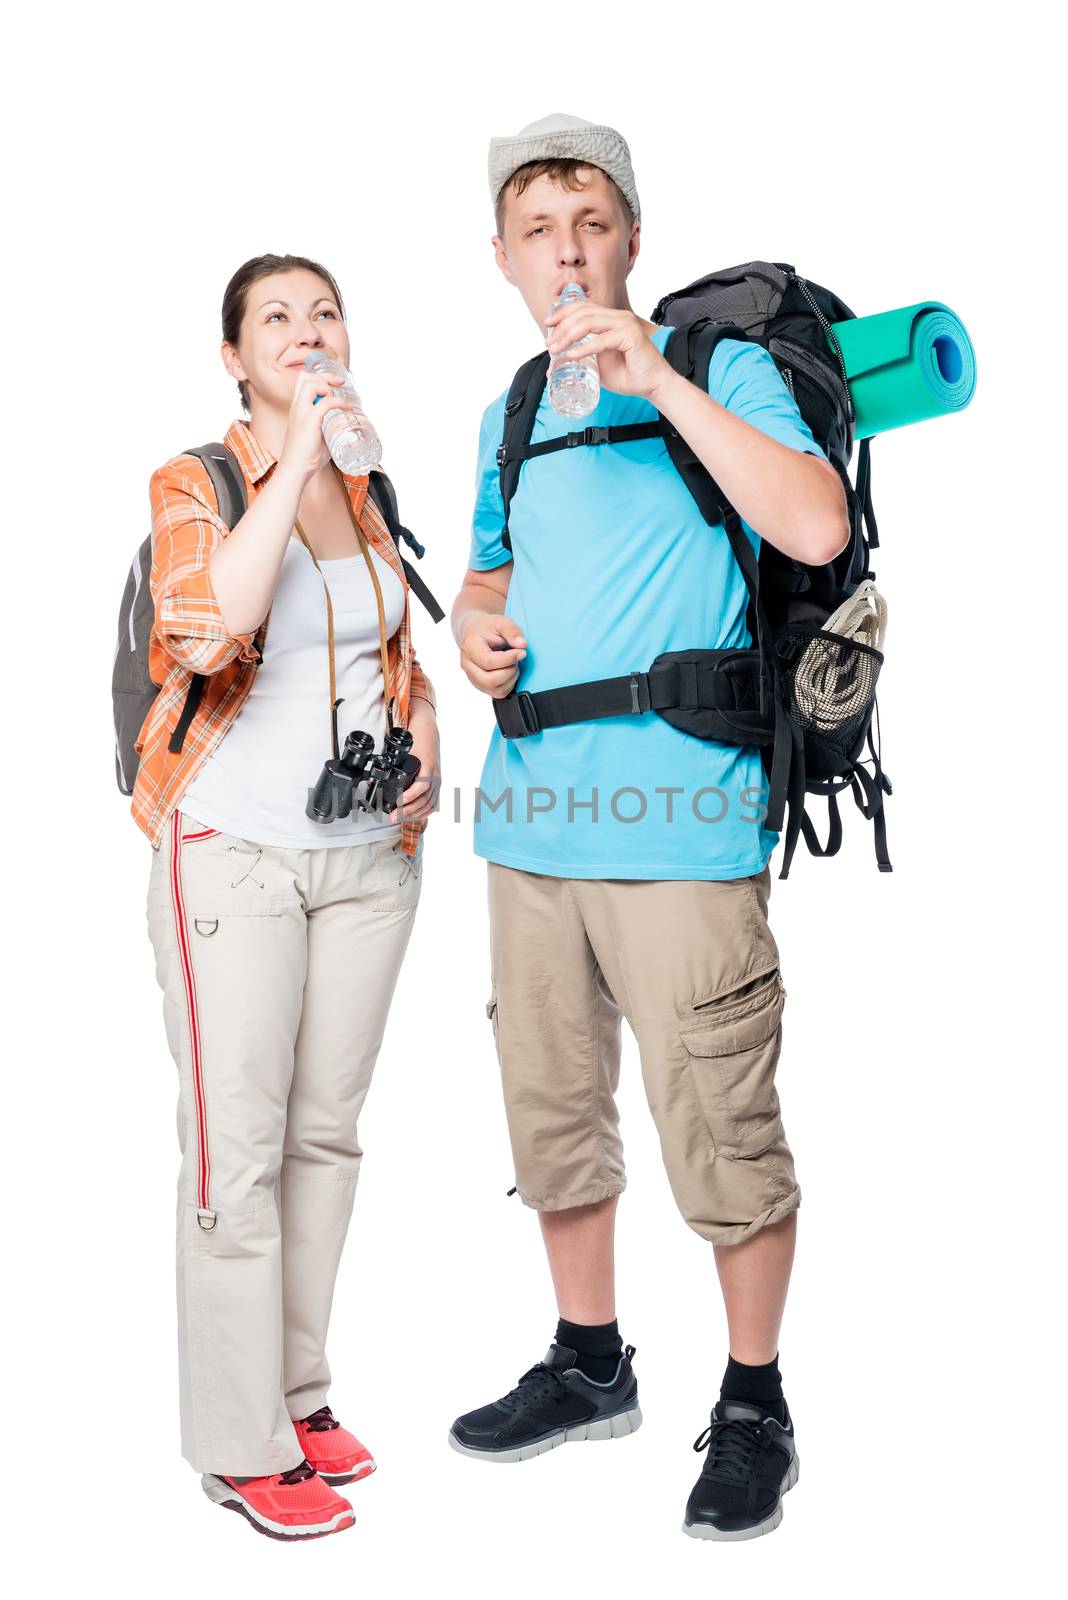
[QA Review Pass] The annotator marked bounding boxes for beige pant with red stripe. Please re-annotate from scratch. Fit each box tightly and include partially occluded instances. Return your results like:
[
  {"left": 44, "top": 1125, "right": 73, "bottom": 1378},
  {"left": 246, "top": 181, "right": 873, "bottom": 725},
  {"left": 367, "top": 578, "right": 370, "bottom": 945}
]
[{"left": 146, "top": 809, "right": 421, "bottom": 1476}]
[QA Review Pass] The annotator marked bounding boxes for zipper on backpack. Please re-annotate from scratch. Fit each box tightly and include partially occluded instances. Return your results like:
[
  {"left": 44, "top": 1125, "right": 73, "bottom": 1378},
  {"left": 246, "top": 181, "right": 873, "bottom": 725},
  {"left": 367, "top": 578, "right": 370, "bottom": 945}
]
[{"left": 788, "top": 273, "right": 854, "bottom": 425}]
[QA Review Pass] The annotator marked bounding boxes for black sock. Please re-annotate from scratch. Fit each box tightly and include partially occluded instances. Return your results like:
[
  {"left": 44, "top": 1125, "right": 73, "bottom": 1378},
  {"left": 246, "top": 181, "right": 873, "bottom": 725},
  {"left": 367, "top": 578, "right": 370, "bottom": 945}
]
[
  {"left": 555, "top": 1317, "right": 624, "bottom": 1384},
  {"left": 720, "top": 1353, "right": 786, "bottom": 1422}
]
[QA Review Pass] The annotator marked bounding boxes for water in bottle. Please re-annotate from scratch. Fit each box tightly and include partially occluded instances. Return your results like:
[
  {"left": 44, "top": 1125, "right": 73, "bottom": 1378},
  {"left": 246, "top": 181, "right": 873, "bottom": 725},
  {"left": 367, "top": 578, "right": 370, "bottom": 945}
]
[
  {"left": 547, "top": 283, "right": 600, "bottom": 418},
  {"left": 303, "top": 353, "right": 383, "bottom": 475}
]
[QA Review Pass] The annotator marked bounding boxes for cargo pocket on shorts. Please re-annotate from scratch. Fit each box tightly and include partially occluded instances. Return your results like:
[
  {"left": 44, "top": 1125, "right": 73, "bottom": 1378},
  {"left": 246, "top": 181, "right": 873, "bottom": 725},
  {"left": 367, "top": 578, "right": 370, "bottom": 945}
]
[{"left": 679, "top": 970, "right": 786, "bottom": 1160}]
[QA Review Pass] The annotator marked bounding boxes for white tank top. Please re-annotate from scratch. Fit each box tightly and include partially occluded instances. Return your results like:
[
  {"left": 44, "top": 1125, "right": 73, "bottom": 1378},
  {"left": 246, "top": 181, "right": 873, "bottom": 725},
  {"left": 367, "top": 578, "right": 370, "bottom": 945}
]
[{"left": 181, "top": 536, "right": 407, "bottom": 849}]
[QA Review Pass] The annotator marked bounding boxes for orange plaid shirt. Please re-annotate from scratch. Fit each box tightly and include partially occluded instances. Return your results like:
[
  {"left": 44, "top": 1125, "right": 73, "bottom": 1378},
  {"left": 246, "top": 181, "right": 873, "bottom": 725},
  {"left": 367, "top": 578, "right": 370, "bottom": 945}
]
[{"left": 131, "top": 419, "right": 436, "bottom": 856}]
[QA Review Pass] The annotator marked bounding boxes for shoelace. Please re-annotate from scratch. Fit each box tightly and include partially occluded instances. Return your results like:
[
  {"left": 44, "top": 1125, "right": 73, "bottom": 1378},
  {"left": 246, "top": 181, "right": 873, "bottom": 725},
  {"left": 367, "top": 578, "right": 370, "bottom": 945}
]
[
  {"left": 278, "top": 1458, "right": 317, "bottom": 1485},
  {"left": 299, "top": 1405, "right": 341, "bottom": 1433},
  {"left": 692, "top": 1418, "right": 770, "bottom": 1484},
  {"left": 499, "top": 1363, "right": 569, "bottom": 1414}
]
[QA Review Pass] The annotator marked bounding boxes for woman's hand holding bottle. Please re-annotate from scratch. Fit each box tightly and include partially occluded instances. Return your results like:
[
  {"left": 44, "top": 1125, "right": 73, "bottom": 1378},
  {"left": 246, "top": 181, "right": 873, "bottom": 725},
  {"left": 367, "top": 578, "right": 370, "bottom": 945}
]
[
  {"left": 277, "top": 368, "right": 353, "bottom": 485},
  {"left": 209, "top": 370, "right": 351, "bottom": 637}
]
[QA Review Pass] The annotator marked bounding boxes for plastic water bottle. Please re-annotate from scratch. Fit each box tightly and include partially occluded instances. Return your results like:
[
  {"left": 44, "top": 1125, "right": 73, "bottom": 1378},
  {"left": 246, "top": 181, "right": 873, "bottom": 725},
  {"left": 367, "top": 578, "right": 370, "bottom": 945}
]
[
  {"left": 547, "top": 283, "right": 600, "bottom": 418},
  {"left": 303, "top": 353, "right": 383, "bottom": 475}
]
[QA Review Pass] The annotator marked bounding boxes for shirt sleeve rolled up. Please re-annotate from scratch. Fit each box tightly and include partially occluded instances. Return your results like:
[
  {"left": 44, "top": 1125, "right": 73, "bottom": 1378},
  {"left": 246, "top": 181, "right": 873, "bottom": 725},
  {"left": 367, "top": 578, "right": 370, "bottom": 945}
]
[
  {"left": 409, "top": 656, "right": 436, "bottom": 712},
  {"left": 149, "top": 456, "right": 261, "bottom": 676}
]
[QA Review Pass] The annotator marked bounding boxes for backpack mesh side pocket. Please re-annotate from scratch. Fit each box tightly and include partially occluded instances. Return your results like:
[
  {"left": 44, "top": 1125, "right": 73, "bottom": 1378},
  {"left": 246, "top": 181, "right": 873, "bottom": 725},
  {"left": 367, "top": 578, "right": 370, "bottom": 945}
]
[{"left": 775, "top": 626, "right": 883, "bottom": 774}]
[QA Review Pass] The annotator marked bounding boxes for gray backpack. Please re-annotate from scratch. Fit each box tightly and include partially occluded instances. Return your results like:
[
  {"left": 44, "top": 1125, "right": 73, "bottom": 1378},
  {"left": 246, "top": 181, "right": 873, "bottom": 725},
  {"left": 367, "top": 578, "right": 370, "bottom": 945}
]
[
  {"left": 113, "top": 443, "right": 444, "bottom": 796},
  {"left": 112, "top": 444, "right": 247, "bottom": 795}
]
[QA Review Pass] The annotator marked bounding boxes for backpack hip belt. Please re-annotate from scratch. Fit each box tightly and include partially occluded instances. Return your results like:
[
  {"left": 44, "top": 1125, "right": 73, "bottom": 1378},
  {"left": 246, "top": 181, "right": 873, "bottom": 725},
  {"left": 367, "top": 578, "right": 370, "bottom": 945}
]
[
  {"left": 493, "top": 647, "right": 769, "bottom": 741},
  {"left": 493, "top": 643, "right": 801, "bottom": 843}
]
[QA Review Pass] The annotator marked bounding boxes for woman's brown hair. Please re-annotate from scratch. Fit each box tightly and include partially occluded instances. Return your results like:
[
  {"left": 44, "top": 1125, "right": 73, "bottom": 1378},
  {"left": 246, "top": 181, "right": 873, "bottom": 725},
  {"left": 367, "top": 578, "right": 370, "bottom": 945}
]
[{"left": 222, "top": 253, "right": 347, "bottom": 410}]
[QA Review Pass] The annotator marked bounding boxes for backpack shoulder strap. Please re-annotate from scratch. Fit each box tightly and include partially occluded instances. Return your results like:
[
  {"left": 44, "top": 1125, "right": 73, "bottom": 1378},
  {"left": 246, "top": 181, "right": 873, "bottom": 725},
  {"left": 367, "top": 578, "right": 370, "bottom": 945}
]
[
  {"left": 495, "top": 351, "right": 667, "bottom": 553},
  {"left": 367, "top": 468, "right": 405, "bottom": 544},
  {"left": 498, "top": 353, "right": 550, "bottom": 554},
  {"left": 659, "top": 322, "right": 807, "bottom": 849},
  {"left": 183, "top": 442, "right": 248, "bottom": 529},
  {"left": 366, "top": 469, "right": 445, "bottom": 623},
  {"left": 659, "top": 322, "right": 763, "bottom": 609},
  {"left": 166, "top": 442, "right": 250, "bottom": 756}
]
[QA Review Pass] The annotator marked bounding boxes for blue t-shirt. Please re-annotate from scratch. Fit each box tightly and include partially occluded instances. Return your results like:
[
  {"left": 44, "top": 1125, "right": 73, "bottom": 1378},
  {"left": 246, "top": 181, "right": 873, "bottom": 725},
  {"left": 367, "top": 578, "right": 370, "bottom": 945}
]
[{"left": 467, "top": 327, "right": 826, "bottom": 880}]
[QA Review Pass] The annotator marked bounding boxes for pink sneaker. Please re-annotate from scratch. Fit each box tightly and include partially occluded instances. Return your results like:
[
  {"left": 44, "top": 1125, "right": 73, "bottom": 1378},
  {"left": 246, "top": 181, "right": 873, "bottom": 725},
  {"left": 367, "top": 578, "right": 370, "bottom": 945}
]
[
  {"left": 293, "top": 1406, "right": 377, "bottom": 1485},
  {"left": 201, "top": 1458, "right": 355, "bottom": 1540}
]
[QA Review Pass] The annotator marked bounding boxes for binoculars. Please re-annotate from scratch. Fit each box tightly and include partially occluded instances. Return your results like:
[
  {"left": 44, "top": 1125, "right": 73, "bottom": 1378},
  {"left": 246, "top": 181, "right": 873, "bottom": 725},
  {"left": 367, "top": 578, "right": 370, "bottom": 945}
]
[{"left": 307, "top": 725, "right": 421, "bottom": 824}]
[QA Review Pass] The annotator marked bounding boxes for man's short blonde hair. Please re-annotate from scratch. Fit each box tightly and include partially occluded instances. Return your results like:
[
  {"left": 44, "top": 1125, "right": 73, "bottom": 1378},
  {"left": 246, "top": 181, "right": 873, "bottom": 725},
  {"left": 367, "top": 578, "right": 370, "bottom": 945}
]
[{"left": 495, "top": 158, "right": 635, "bottom": 236}]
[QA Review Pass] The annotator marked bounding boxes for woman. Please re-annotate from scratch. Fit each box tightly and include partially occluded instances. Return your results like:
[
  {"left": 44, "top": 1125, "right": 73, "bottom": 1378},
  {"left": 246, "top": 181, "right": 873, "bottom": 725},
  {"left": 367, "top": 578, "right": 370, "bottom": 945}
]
[{"left": 134, "top": 253, "right": 440, "bottom": 1541}]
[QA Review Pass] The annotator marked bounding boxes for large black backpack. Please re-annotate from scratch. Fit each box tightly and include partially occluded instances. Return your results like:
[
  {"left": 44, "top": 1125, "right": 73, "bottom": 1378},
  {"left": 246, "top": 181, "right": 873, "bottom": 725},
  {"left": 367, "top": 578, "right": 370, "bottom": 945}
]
[
  {"left": 492, "top": 260, "right": 891, "bottom": 878},
  {"left": 113, "top": 444, "right": 443, "bottom": 796}
]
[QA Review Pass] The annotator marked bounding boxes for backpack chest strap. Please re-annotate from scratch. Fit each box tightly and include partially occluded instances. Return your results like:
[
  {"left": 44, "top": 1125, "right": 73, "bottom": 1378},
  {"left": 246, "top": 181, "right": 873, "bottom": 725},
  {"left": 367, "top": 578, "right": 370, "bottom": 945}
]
[{"left": 496, "top": 419, "right": 670, "bottom": 468}]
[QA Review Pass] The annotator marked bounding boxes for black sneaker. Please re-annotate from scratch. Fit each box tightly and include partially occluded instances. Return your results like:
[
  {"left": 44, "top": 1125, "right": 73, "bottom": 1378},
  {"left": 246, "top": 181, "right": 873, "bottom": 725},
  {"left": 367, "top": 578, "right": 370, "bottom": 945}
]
[
  {"left": 683, "top": 1398, "right": 799, "bottom": 1540},
  {"left": 449, "top": 1342, "right": 642, "bottom": 1463}
]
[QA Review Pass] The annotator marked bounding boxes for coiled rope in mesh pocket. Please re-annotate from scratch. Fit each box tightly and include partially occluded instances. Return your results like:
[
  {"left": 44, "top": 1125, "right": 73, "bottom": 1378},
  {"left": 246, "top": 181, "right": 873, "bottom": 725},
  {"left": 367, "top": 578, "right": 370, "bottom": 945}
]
[{"left": 776, "top": 581, "right": 887, "bottom": 763}]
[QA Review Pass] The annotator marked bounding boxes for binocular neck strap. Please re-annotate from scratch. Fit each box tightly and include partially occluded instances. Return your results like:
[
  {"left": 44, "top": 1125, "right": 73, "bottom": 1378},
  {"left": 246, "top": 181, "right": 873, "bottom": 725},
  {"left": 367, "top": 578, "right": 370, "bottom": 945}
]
[{"left": 294, "top": 468, "right": 394, "bottom": 761}]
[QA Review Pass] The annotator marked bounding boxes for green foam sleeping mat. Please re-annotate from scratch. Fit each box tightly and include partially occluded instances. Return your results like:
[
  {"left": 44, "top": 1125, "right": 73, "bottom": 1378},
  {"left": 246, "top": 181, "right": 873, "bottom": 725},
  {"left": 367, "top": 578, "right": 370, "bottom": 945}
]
[{"left": 827, "top": 302, "right": 976, "bottom": 441}]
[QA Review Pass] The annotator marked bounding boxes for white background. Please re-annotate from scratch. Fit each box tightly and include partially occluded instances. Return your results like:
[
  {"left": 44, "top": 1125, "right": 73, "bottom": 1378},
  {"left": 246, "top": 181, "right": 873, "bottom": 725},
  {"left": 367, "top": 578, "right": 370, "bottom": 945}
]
[{"left": 3, "top": 1, "right": 1061, "bottom": 1593}]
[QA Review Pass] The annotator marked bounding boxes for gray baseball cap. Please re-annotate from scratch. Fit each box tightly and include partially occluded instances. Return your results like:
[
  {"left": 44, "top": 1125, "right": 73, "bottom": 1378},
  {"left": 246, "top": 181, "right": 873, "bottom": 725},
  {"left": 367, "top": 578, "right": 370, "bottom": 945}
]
[{"left": 488, "top": 111, "right": 640, "bottom": 222}]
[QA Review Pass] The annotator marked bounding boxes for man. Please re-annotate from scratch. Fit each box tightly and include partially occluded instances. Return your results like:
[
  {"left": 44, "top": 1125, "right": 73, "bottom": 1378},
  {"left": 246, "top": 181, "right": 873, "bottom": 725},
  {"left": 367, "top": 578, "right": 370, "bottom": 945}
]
[{"left": 447, "top": 113, "right": 848, "bottom": 1540}]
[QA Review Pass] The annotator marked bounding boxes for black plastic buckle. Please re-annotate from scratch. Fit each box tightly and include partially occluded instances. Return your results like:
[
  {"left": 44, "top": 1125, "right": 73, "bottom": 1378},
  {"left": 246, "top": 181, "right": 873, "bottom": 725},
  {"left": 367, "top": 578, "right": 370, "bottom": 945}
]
[
  {"left": 565, "top": 427, "right": 612, "bottom": 448},
  {"left": 496, "top": 444, "right": 507, "bottom": 466},
  {"left": 494, "top": 691, "right": 541, "bottom": 739},
  {"left": 397, "top": 524, "right": 425, "bottom": 559},
  {"left": 628, "top": 673, "right": 651, "bottom": 714},
  {"left": 514, "top": 692, "right": 541, "bottom": 733}
]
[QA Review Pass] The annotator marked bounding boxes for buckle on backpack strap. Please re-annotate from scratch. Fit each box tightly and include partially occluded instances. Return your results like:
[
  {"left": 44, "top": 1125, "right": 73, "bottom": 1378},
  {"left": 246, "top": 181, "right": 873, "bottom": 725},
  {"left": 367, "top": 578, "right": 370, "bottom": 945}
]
[
  {"left": 564, "top": 427, "right": 611, "bottom": 447},
  {"left": 398, "top": 523, "right": 426, "bottom": 559},
  {"left": 514, "top": 692, "right": 541, "bottom": 734},
  {"left": 494, "top": 691, "right": 541, "bottom": 739},
  {"left": 628, "top": 673, "right": 651, "bottom": 714}
]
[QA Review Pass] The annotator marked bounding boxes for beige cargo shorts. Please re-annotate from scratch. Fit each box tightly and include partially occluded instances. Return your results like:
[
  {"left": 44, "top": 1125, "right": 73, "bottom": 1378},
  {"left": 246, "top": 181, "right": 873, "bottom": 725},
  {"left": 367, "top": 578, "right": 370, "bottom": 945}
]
[{"left": 485, "top": 863, "right": 799, "bottom": 1247}]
